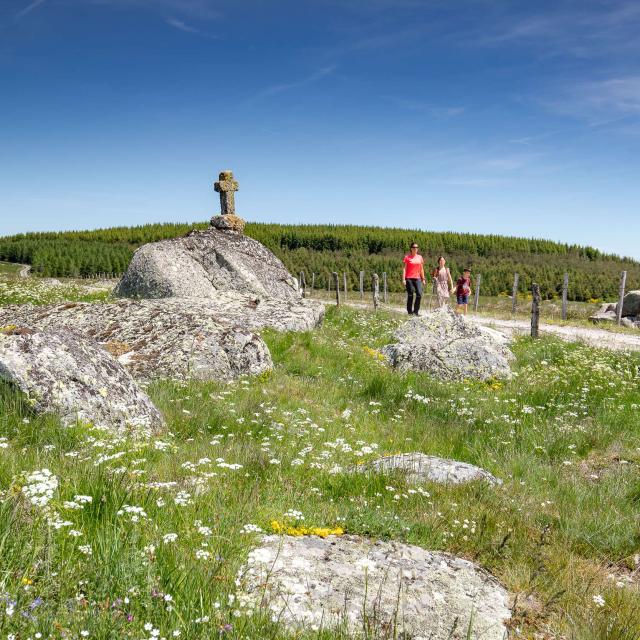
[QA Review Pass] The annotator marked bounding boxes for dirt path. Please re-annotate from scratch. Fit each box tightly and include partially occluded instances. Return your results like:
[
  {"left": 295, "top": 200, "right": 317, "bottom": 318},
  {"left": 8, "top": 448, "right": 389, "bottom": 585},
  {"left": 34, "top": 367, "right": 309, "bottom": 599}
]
[
  {"left": 342, "top": 300, "right": 640, "bottom": 353},
  {"left": 18, "top": 264, "right": 31, "bottom": 278},
  {"left": 472, "top": 315, "right": 640, "bottom": 353}
]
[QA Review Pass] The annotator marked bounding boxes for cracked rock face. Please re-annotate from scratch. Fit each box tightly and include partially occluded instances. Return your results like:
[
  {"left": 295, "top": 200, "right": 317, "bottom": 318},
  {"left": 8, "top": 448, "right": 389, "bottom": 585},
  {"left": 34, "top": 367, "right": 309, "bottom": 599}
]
[
  {"left": 0, "top": 329, "right": 164, "bottom": 433},
  {"left": 238, "top": 534, "right": 511, "bottom": 640},
  {"left": 354, "top": 452, "right": 502, "bottom": 485},
  {"left": 382, "top": 307, "right": 513, "bottom": 380},
  {"left": 0, "top": 298, "right": 274, "bottom": 382},
  {"left": 115, "top": 227, "right": 304, "bottom": 303}
]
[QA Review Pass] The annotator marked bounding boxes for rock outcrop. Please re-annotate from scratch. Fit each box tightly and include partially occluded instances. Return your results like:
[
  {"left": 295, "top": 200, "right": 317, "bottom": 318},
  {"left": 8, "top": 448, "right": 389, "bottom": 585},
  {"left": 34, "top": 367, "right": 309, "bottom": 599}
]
[
  {"left": 589, "top": 292, "right": 640, "bottom": 328},
  {"left": 381, "top": 307, "right": 513, "bottom": 380},
  {"left": 0, "top": 328, "right": 163, "bottom": 433},
  {"left": 238, "top": 534, "right": 512, "bottom": 640},
  {"left": 354, "top": 452, "right": 502, "bottom": 485},
  {"left": 115, "top": 227, "right": 304, "bottom": 303},
  {"left": 0, "top": 299, "right": 275, "bottom": 382}
]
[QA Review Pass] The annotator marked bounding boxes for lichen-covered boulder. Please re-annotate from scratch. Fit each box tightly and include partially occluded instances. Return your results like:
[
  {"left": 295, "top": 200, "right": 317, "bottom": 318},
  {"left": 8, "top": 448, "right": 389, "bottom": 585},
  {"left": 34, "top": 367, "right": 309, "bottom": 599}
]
[
  {"left": 622, "top": 291, "right": 640, "bottom": 318},
  {"left": 114, "top": 227, "right": 305, "bottom": 303},
  {"left": 0, "top": 328, "right": 163, "bottom": 433},
  {"left": 0, "top": 299, "right": 274, "bottom": 382},
  {"left": 238, "top": 535, "right": 511, "bottom": 640},
  {"left": 354, "top": 452, "right": 502, "bottom": 485},
  {"left": 381, "top": 307, "right": 513, "bottom": 380}
]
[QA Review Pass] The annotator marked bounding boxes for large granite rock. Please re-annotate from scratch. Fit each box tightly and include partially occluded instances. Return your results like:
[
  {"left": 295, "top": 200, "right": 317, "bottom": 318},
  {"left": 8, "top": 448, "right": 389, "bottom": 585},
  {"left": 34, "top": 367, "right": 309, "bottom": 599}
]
[
  {"left": 238, "top": 534, "right": 511, "bottom": 640},
  {"left": 622, "top": 290, "right": 640, "bottom": 318},
  {"left": 0, "top": 328, "right": 163, "bottom": 433},
  {"left": 354, "top": 452, "right": 502, "bottom": 485},
  {"left": 381, "top": 307, "right": 513, "bottom": 380},
  {"left": 114, "top": 227, "right": 303, "bottom": 303},
  {"left": 0, "top": 298, "right": 275, "bottom": 382}
]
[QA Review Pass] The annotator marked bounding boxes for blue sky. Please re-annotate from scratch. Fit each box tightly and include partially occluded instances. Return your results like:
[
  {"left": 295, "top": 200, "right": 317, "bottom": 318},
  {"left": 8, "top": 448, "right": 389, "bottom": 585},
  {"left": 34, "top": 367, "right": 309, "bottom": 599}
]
[{"left": 1, "top": 0, "right": 639, "bottom": 259}]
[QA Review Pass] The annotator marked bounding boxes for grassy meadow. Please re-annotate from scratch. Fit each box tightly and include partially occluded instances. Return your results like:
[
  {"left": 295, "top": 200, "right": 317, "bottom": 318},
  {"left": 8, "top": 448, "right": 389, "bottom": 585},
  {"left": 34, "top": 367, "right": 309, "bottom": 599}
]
[
  {"left": 0, "top": 265, "right": 111, "bottom": 306},
  {"left": 0, "top": 301, "right": 639, "bottom": 639}
]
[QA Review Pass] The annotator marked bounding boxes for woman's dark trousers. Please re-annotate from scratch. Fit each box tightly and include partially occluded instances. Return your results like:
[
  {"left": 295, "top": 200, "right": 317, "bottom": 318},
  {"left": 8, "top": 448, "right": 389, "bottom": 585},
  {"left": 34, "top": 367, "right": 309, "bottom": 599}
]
[{"left": 406, "top": 278, "right": 423, "bottom": 314}]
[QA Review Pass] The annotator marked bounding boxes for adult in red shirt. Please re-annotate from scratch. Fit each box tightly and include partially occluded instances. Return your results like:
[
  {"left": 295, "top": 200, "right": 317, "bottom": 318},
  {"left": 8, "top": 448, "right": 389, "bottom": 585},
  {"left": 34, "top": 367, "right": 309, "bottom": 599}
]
[{"left": 402, "top": 242, "right": 426, "bottom": 315}]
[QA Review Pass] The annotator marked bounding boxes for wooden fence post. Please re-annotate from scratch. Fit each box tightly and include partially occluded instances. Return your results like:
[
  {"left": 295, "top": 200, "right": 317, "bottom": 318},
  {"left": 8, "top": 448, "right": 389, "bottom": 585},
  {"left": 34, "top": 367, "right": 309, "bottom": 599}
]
[
  {"left": 311, "top": 272, "right": 315, "bottom": 295},
  {"left": 512, "top": 273, "right": 519, "bottom": 314},
  {"left": 474, "top": 274, "right": 481, "bottom": 312},
  {"left": 617, "top": 270, "right": 627, "bottom": 326},
  {"left": 299, "top": 271, "right": 306, "bottom": 298},
  {"left": 332, "top": 272, "right": 340, "bottom": 305},
  {"left": 359, "top": 270, "right": 364, "bottom": 299},
  {"left": 372, "top": 273, "right": 380, "bottom": 310},
  {"left": 382, "top": 272, "right": 388, "bottom": 303},
  {"left": 561, "top": 272, "right": 569, "bottom": 321},
  {"left": 343, "top": 272, "right": 348, "bottom": 300},
  {"left": 531, "top": 283, "right": 541, "bottom": 338}
]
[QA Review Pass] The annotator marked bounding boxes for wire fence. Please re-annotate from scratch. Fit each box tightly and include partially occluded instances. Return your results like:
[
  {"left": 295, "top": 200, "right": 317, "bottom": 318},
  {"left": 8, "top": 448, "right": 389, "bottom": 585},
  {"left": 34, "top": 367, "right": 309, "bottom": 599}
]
[{"left": 297, "top": 268, "right": 634, "bottom": 326}]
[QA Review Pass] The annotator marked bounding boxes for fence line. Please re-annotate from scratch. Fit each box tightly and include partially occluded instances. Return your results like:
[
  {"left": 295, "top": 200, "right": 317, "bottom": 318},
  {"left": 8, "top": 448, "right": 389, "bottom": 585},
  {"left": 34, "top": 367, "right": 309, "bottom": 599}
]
[
  {"left": 296, "top": 268, "right": 635, "bottom": 322},
  {"left": 617, "top": 271, "right": 627, "bottom": 326}
]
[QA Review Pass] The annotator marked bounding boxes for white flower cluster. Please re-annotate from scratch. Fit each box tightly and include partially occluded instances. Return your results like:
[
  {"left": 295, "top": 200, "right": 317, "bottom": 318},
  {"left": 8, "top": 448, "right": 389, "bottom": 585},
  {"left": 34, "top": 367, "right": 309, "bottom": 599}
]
[
  {"left": 22, "top": 468, "right": 58, "bottom": 509},
  {"left": 117, "top": 504, "right": 148, "bottom": 522},
  {"left": 174, "top": 491, "right": 192, "bottom": 506},
  {"left": 63, "top": 495, "right": 93, "bottom": 510},
  {"left": 240, "top": 523, "right": 263, "bottom": 534}
]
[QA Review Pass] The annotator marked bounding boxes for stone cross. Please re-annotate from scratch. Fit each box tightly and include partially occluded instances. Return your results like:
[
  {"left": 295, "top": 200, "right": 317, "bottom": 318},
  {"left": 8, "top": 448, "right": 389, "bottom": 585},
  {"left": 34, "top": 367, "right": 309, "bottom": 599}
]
[{"left": 214, "top": 170, "right": 239, "bottom": 216}]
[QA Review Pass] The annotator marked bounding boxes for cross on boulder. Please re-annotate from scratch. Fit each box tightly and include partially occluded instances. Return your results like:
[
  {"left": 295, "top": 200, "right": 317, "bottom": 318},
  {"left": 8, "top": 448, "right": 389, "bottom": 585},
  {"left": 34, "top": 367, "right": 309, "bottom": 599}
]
[
  {"left": 214, "top": 170, "right": 239, "bottom": 216},
  {"left": 211, "top": 170, "right": 245, "bottom": 233}
]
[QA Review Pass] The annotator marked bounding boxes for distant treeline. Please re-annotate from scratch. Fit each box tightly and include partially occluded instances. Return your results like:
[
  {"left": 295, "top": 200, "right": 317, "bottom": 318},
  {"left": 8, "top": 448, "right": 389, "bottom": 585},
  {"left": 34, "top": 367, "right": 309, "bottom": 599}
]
[{"left": 0, "top": 222, "right": 637, "bottom": 301}]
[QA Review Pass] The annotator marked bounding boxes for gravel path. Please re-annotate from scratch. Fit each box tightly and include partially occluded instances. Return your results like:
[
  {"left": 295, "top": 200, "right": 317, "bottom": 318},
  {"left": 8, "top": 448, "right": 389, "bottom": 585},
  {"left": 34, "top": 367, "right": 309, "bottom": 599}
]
[
  {"left": 18, "top": 265, "right": 31, "bottom": 278},
  {"left": 343, "top": 301, "right": 640, "bottom": 353},
  {"left": 471, "top": 315, "right": 640, "bottom": 353}
]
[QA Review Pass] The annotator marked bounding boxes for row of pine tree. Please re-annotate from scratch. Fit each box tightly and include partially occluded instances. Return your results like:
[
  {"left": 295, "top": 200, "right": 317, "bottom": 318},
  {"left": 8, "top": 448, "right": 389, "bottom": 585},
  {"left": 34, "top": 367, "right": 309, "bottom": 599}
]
[{"left": 0, "top": 222, "right": 637, "bottom": 300}]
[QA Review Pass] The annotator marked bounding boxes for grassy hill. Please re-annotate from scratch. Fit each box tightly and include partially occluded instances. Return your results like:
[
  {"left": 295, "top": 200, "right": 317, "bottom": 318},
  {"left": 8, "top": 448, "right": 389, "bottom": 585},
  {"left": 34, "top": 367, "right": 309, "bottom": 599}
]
[{"left": 0, "top": 222, "right": 638, "bottom": 301}]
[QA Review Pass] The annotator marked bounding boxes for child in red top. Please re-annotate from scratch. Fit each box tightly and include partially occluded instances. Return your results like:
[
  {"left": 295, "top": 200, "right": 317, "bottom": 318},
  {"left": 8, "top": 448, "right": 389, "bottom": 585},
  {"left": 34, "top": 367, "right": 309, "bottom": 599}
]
[
  {"left": 455, "top": 268, "right": 472, "bottom": 315},
  {"left": 402, "top": 243, "right": 426, "bottom": 315}
]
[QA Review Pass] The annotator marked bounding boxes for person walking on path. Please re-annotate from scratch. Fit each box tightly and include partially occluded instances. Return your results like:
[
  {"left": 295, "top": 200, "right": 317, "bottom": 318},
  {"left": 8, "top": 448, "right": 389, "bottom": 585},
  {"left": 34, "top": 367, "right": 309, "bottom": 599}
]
[
  {"left": 455, "top": 268, "right": 472, "bottom": 315},
  {"left": 402, "top": 242, "right": 426, "bottom": 315},
  {"left": 432, "top": 256, "right": 454, "bottom": 308}
]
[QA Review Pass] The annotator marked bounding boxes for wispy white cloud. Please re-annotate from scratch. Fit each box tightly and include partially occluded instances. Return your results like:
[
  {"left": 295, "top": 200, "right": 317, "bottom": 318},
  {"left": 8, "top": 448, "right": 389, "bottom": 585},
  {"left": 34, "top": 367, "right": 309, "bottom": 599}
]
[
  {"left": 474, "top": 1, "right": 640, "bottom": 58},
  {"left": 435, "top": 177, "right": 508, "bottom": 187},
  {"left": 384, "top": 96, "right": 465, "bottom": 118},
  {"left": 257, "top": 66, "right": 336, "bottom": 98},
  {"left": 15, "top": 0, "right": 46, "bottom": 21},
  {"left": 165, "top": 17, "right": 200, "bottom": 34},
  {"left": 580, "top": 76, "right": 640, "bottom": 115},
  {"left": 87, "top": 0, "right": 219, "bottom": 21},
  {"left": 164, "top": 16, "right": 216, "bottom": 37},
  {"left": 537, "top": 75, "right": 640, "bottom": 132}
]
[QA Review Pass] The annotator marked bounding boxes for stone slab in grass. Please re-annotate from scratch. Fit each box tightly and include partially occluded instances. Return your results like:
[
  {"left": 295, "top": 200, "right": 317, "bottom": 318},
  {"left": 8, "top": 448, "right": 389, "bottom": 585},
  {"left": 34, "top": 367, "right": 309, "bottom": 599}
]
[
  {"left": 382, "top": 307, "right": 514, "bottom": 380},
  {"left": 354, "top": 452, "right": 502, "bottom": 486},
  {"left": 0, "top": 328, "right": 164, "bottom": 434},
  {"left": 238, "top": 534, "right": 511, "bottom": 640}
]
